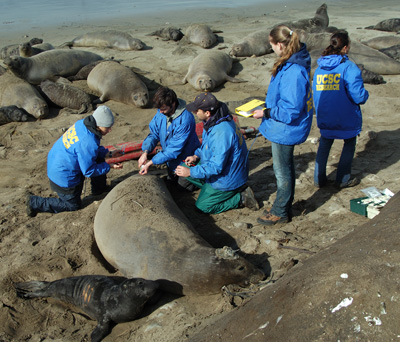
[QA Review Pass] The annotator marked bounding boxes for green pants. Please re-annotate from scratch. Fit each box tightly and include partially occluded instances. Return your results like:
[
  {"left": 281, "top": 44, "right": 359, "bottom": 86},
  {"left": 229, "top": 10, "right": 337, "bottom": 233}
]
[{"left": 184, "top": 174, "right": 242, "bottom": 214}]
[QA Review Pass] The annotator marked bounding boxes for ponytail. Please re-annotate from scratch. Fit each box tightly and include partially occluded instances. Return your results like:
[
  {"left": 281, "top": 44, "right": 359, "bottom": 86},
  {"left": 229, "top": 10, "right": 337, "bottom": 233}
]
[
  {"left": 270, "top": 25, "right": 301, "bottom": 77},
  {"left": 322, "top": 30, "right": 350, "bottom": 56}
]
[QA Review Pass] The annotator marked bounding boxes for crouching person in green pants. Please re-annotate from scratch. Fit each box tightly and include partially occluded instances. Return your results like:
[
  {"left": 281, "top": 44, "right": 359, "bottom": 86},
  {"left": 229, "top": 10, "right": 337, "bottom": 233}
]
[{"left": 175, "top": 92, "right": 259, "bottom": 214}]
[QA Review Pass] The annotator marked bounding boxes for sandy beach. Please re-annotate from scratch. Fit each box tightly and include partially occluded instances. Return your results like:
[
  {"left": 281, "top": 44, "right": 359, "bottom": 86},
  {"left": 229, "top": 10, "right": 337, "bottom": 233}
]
[{"left": 1, "top": 0, "right": 400, "bottom": 341}]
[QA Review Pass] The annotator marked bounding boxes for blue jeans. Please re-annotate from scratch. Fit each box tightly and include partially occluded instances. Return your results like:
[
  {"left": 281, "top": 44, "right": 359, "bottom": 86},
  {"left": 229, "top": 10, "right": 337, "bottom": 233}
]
[
  {"left": 314, "top": 136, "right": 356, "bottom": 187},
  {"left": 270, "top": 142, "right": 295, "bottom": 219},
  {"left": 30, "top": 175, "right": 106, "bottom": 214}
]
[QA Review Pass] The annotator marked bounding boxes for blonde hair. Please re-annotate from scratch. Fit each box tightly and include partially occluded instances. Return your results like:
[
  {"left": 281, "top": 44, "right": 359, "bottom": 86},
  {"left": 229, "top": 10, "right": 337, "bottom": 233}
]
[{"left": 269, "top": 25, "right": 301, "bottom": 77}]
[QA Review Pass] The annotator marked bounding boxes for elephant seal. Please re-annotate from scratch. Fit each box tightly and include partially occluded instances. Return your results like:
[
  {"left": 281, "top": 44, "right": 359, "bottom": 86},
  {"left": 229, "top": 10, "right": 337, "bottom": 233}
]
[
  {"left": 15, "top": 276, "right": 159, "bottom": 342},
  {"left": 278, "top": 3, "right": 329, "bottom": 32},
  {"left": 379, "top": 44, "right": 400, "bottom": 62},
  {"left": 182, "top": 24, "right": 217, "bottom": 48},
  {"left": 67, "top": 60, "right": 106, "bottom": 81},
  {"left": 4, "top": 49, "right": 103, "bottom": 85},
  {"left": 362, "top": 35, "right": 400, "bottom": 50},
  {"left": 0, "top": 38, "right": 43, "bottom": 59},
  {"left": 182, "top": 50, "right": 246, "bottom": 91},
  {"left": 93, "top": 175, "right": 264, "bottom": 296},
  {"left": 40, "top": 79, "right": 93, "bottom": 113},
  {"left": 0, "top": 105, "right": 29, "bottom": 125},
  {"left": 146, "top": 26, "right": 184, "bottom": 41},
  {"left": 357, "top": 64, "right": 385, "bottom": 84},
  {"left": 62, "top": 30, "right": 145, "bottom": 50},
  {"left": 0, "top": 72, "right": 48, "bottom": 119},
  {"left": 19, "top": 42, "right": 54, "bottom": 57},
  {"left": 230, "top": 29, "right": 272, "bottom": 57},
  {"left": 365, "top": 18, "right": 400, "bottom": 32},
  {"left": 87, "top": 61, "right": 149, "bottom": 107}
]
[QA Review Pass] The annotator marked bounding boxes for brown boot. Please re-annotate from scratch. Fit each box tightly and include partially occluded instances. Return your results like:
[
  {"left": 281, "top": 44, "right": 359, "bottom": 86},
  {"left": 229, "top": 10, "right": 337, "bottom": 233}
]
[{"left": 257, "top": 213, "right": 289, "bottom": 226}]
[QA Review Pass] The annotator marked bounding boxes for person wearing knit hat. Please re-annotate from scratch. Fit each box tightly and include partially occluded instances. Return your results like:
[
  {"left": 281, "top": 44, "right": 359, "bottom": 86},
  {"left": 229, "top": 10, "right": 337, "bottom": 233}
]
[
  {"left": 26, "top": 106, "right": 123, "bottom": 217},
  {"left": 174, "top": 92, "right": 259, "bottom": 214}
]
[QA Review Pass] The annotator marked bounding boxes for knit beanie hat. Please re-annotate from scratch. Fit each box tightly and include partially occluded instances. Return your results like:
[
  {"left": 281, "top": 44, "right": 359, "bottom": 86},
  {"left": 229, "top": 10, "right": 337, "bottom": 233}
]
[{"left": 92, "top": 106, "right": 114, "bottom": 127}]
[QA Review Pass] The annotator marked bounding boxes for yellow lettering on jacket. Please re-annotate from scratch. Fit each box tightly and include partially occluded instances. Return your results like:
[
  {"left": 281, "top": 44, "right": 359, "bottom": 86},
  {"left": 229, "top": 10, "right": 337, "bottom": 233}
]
[
  {"left": 315, "top": 73, "right": 341, "bottom": 92},
  {"left": 62, "top": 124, "right": 79, "bottom": 149}
]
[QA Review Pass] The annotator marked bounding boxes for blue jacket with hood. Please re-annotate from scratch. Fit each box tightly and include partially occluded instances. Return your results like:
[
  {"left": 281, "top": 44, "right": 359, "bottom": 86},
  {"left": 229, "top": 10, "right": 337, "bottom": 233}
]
[
  {"left": 142, "top": 99, "right": 200, "bottom": 172},
  {"left": 47, "top": 116, "right": 110, "bottom": 188},
  {"left": 313, "top": 54, "right": 369, "bottom": 139},
  {"left": 190, "top": 102, "right": 249, "bottom": 191},
  {"left": 259, "top": 43, "right": 313, "bottom": 145}
]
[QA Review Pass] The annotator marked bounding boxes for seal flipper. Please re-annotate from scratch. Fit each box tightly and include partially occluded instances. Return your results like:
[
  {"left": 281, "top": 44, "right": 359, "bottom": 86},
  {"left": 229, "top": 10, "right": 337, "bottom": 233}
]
[
  {"left": 14, "top": 281, "right": 50, "bottom": 298},
  {"left": 91, "top": 319, "right": 113, "bottom": 342}
]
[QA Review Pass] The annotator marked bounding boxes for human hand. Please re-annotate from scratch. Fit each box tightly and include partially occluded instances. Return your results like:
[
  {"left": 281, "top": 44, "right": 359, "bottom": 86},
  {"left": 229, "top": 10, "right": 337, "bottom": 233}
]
[
  {"left": 139, "top": 162, "right": 150, "bottom": 175},
  {"left": 184, "top": 155, "right": 198, "bottom": 166},
  {"left": 252, "top": 109, "right": 264, "bottom": 119},
  {"left": 175, "top": 165, "right": 191, "bottom": 177},
  {"left": 110, "top": 162, "right": 123, "bottom": 169},
  {"left": 138, "top": 152, "right": 148, "bottom": 168}
]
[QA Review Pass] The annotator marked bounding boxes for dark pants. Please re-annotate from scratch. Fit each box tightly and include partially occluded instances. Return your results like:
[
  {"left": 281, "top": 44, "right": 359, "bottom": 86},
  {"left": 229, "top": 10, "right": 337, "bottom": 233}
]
[{"left": 30, "top": 174, "right": 106, "bottom": 214}]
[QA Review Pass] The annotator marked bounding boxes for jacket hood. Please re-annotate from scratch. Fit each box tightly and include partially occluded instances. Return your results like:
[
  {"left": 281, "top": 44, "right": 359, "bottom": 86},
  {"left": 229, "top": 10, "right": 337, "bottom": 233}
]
[
  {"left": 317, "top": 54, "right": 348, "bottom": 70},
  {"left": 286, "top": 43, "right": 311, "bottom": 72},
  {"left": 203, "top": 102, "right": 232, "bottom": 132},
  {"left": 84, "top": 115, "right": 102, "bottom": 139}
]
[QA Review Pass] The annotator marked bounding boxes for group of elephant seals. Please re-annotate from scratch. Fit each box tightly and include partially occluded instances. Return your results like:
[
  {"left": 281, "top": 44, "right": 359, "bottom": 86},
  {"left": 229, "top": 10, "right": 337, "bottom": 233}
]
[
  {"left": 87, "top": 61, "right": 149, "bottom": 108},
  {"left": 62, "top": 30, "right": 145, "bottom": 50},
  {"left": 0, "top": 105, "right": 29, "bottom": 125},
  {"left": 182, "top": 24, "right": 218, "bottom": 48},
  {"left": 15, "top": 275, "right": 159, "bottom": 342},
  {"left": 182, "top": 50, "right": 246, "bottom": 91},
  {"left": 40, "top": 79, "right": 93, "bottom": 113},
  {"left": 147, "top": 26, "right": 184, "bottom": 41},
  {"left": 0, "top": 72, "right": 48, "bottom": 119},
  {"left": 0, "top": 37, "right": 43, "bottom": 59},
  {"left": 4, "top": 49, "right": 103, "bottom": 85},
  {"left": 365, "top": 18, "right": 400, "bottom": 32},
  {"left": 94, "top": 175, "right": 264, "bottom": 296}
]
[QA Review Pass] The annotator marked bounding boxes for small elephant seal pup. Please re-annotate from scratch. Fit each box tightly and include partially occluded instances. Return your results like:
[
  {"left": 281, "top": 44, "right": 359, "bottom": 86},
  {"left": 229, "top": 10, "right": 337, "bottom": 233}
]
[
  {"left": 94, "top": 175, "right": 265, "bottom": 296},
  {"left": 4, "top": 49, "right": 103, "bottom": 85},
  {"left": 230, "top": 29, "right": 272, "bottom": 57},
  {"left": 183, "top": 24, "right": 217, "bottom": 48},
  {"left": 0, "top": 105, "right": 29, "bottom": 125},
  {"left": 19, "top": 42, "right": 54, "bottom": 57},
  {"left": 0, "top": 72, "right": 48, "bottom": 119},
  {"left": 15, "top": 275, "right": 159, "bottom": 342},
  {"left": 146, "top": 26, "right": 184, "bottom": 41},
  {"left": 87, "top": 61, "right": 149, "bottom": 108},
  {"left": 365, "top": 18, "right": 400, "bottom": 32},
  {"left": 40, "top": 79, "right": 93, "bottom": 113},
  {"left": 63, "top": 30, "right": 145, "bottom": 50},
  {"left": 0, "top": 37, "right": 43, "bottom": 59},
  {"left": 183, "top": 50, "right": 246, "bottom": 91}
]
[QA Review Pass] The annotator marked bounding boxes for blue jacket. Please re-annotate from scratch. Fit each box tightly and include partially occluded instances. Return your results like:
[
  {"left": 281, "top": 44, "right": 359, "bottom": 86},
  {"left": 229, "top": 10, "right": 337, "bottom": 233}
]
[
  {"left": 142, "top": 99, "right": 200, "bottom": 171},
  {"left": 313, "top": 54, "right": 369, "bottom": 139},
  {"left": 259, "top": 43, "right": 313, "bottom": 145},
  {"left": 47, "top": 117, "right": 110, "bottom": 188},
  {"left": 191, "top": 103, "right": 248, "bottom": 191}
]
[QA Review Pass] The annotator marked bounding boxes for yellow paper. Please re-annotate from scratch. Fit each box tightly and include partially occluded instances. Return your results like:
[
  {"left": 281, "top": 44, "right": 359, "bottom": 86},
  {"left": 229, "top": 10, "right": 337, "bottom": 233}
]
[{"left": 235, "top": 99, "right": 265, "bottom": 117}]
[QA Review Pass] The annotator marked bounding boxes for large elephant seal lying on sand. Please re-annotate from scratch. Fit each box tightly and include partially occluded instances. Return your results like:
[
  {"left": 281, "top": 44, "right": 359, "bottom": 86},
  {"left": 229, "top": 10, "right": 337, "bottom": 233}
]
[
  {"left": 94, "top": 175, "right": 264, "bottom": 296},
  {"left": 230, "top": 30, "right": 272, "bottom": 57},
  {"left": 182, "top": 50, "right": 246, "bottom": 91},
  {"left": 15, "top": 276, "right": 159, "bottom": 342},
  {"left": 87, "top": 61, "right": 149, "bottom": 107},
  {"left": 0, "top": 72, "right": 48, "bottom": 119},
  {"left": 365, "top": 18, "right": 400, "bottom": 32},
  {"left": 62, "top": 30, "right": 145, "bottom": 50},
  {"left": 182, "top": 24, "right": 217, "bottom": 48},
  {"left": 4, "top": 49, "right": 103, "bottom": 85}
]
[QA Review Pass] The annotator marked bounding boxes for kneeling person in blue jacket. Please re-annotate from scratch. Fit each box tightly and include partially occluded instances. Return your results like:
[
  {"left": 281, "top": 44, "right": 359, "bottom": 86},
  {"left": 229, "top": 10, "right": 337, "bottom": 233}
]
[
  {"left": 26, "top": 106, "right": 123, "bottom": 217},
  {"left": 175, "top": 93, "right": 259, "bottom": 214}
]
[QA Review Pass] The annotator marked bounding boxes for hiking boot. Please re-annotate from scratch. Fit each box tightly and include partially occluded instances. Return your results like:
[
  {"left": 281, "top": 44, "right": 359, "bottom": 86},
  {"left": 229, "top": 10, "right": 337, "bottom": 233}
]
[
  {"left": 25, "top": 194, "right": 36, "bottom": 217},
  {"left": 257, "top": 213, "right": 289, "bottom": 226},
  {"left": 335, "top": 177, "right": 360, "bottom": 189},
  {"left": 240, "top": 186, "right": 259, "bottom": 211}
]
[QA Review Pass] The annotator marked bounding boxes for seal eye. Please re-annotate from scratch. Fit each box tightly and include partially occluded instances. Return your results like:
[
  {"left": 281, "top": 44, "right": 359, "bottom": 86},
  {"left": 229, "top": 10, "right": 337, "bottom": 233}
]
[{"left": 237, "top": 266, "right": 245, "bottom": 271}]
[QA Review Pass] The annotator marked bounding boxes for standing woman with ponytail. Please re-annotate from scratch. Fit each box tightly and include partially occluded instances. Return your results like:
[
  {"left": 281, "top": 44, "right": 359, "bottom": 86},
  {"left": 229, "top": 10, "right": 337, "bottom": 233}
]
[
  {"left": 252, "top": 25, "right": 313, "bottom": 226},
  {"left": 313, "top": 30, "right": 368, "bottom": 189}
]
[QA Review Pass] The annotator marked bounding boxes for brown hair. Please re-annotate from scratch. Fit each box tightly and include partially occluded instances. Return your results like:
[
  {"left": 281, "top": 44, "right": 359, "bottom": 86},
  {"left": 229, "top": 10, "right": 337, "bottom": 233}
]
[
  {"left": 152, "top": 86, "right": 178, "bottom": 109},
  {"left": 322, "top": 30, "right": 350, "bottom": 56},
  {"left": 269, "top": 25, "right": 301, "bottom": 77}
]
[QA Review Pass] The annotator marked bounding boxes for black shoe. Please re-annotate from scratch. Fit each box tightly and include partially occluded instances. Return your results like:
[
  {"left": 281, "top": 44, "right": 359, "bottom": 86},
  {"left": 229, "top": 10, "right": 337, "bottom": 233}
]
[
  {"left": 240, "top": 186, "right": 259, "bottom": 211},
  {"left": 25, "top": 194, "right": 36, "bottom": 217},
  {"left": 335, "top": 177, "right": 360, "bottom": 189}
]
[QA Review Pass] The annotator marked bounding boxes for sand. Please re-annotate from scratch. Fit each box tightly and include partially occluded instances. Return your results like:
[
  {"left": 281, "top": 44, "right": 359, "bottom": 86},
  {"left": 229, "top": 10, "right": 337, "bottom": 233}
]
[{"left": 1, "top": 0, "right": 400, "bottom": 341}]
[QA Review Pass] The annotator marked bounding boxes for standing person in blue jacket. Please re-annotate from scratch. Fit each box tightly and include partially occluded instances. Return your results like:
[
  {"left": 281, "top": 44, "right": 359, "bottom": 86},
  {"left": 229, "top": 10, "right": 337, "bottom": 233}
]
[
  {"left": 26, "top": 106, "right": 123, "bottom": 217},
  {"left": 313, "top": 30, "right": 369, "bottom": 189},
  {"left": 175, "top": 92, "right": 259, "bottom": 214},
  {"left": 138, "top": 87, "right": 200, "bottom": 188},
  {"left": 252, "top": 25, "right": 313, "bottom": 226}
]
